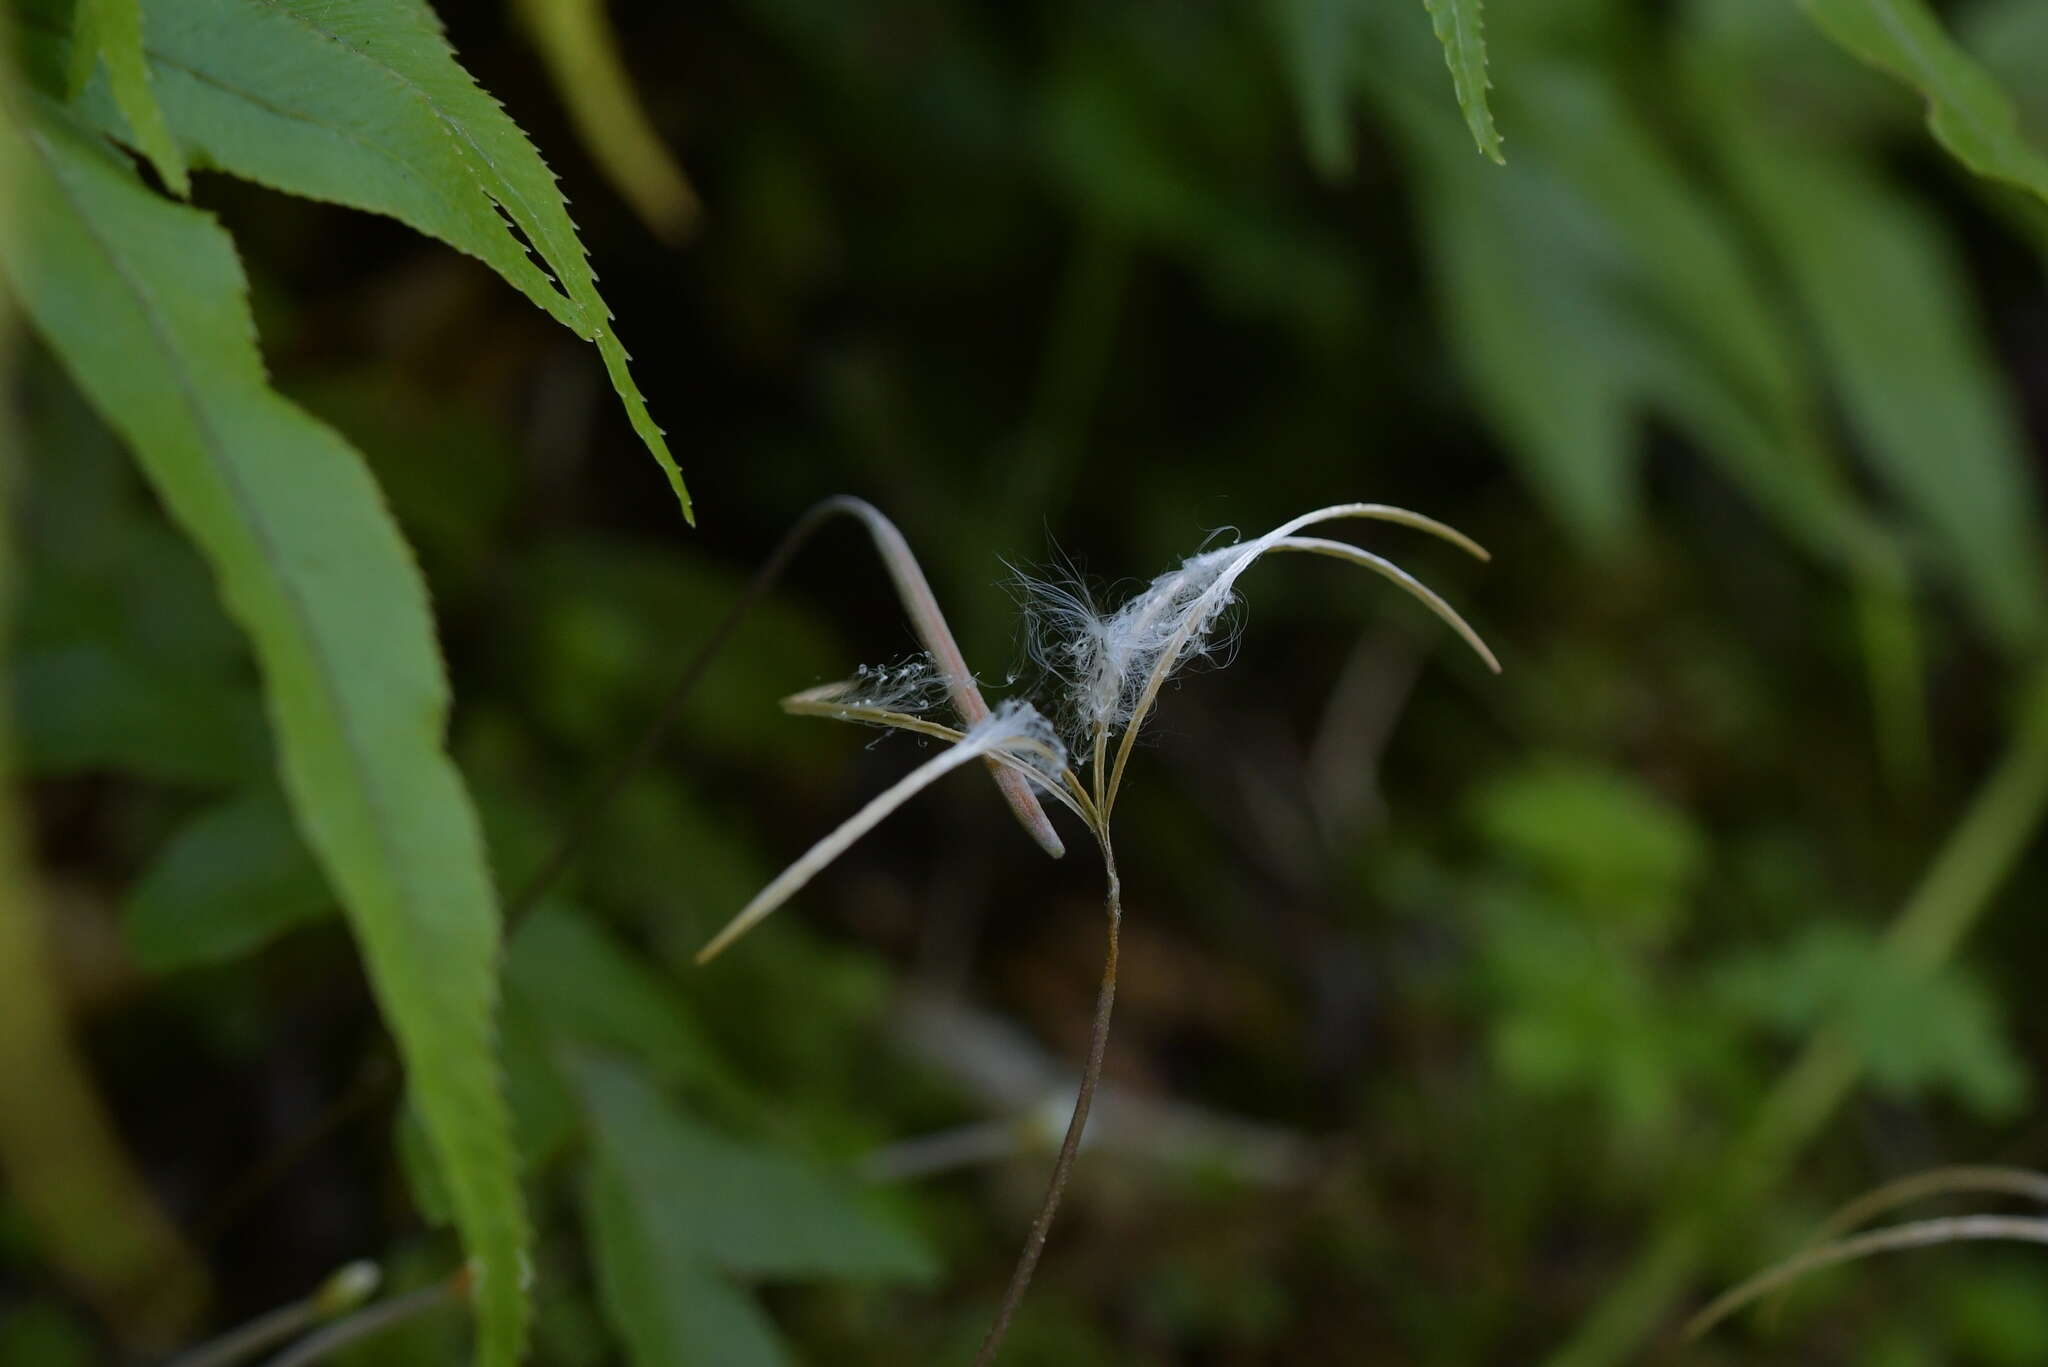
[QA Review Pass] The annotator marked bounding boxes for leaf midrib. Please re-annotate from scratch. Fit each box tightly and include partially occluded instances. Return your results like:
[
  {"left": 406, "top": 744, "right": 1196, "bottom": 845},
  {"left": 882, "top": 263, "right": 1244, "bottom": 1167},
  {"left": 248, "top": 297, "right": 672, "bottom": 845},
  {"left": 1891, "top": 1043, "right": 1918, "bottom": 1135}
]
[
  {"left": 24, "top": 117, "right": 427, "bottom": 1003},
  {"left": 248, "top": 0, "right": 590, "bottom": 329}
]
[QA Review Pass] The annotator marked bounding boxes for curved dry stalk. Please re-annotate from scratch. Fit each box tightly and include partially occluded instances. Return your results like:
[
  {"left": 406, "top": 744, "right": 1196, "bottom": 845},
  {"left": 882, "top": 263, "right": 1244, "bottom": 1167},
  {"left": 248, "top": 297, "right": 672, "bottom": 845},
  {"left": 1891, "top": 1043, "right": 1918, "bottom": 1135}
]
[
  {"left": 821, "top": 496, "right": 1065, "bottom": 857},
  {"left": 1269, "top": 538, "right": 1502, "bottom": 674},
  {"left": 1686, "top": 1215, "right": 2048, "bottom": 1342},
  {"left": 1809, "top": 1166, "right": 2048, "bottom": 1248},
  {"left": 1105, "top": 504, "right": 1493, "bottom": 812},
  {"left": 696, "top": 705, "right": 1064, "bottom": 963},
  {"left": 1757, "top": 1166, "right": 2048, "bottom": 1329},
  {"left": 509, "top": 494, "right": 1061, "bottom": 925},
  {"left": 973, "top": 844, "right": 1122, "bottom": 1367}
]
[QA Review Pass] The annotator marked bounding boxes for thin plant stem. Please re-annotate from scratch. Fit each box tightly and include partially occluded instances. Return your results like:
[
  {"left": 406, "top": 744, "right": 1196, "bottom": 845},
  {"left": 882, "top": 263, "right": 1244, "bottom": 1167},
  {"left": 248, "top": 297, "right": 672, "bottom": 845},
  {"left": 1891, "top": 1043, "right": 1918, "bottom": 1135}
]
[
  {"left": 696, "top": 711, "right": 1054, "bottom": 963},
  {"left": 258, "top": 1280, "right": 459, "bottom": 1367},
  {"left": 165, "top": 1263, "right": 379, "bottom": 1367},
  {"left": 1686, "top": 1215, "right": 2048, "bottom": 1342},
  {"left": 165, "top": 1305, "right": 317, "bottom": 1367},
  {"left": 1760, "top": 1165, "right": 2048, "bottom": 1329},
  {"left": 973, "top": 841, "right": 1122, "bottom": 1367},
  {"left": 509, "top": 494, "right": 1059, "bottom": 928},
  {"left": 1543, "top": 666, "right": 2048, "bottom": 1367},
  {"left": 1809, "top": 1165, "right": 2048, "bottom": 1247}
]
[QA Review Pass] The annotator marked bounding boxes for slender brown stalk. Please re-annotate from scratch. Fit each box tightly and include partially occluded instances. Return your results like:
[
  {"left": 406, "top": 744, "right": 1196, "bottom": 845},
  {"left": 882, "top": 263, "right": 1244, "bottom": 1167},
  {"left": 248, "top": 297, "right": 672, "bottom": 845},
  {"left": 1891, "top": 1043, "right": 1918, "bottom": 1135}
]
[
  {"left": 509, "top": 494, "right": 1060, "bottom": 926},
  {"left": 1686, "top": 1215, "right": 2048, "bottom": 1342},
  {"left": 972, "top": 844, "right": 1121, "bottom": 1367}
]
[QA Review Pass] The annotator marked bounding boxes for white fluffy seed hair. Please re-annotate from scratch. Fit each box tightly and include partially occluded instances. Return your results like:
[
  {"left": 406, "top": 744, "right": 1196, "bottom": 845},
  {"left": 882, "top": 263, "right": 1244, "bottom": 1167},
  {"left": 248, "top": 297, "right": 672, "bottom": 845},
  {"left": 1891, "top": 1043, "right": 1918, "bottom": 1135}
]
[
  {"left": 828, "top": 655, "right": 955, "bottom": 715},
  {"left": 1016, "top": 541, "right": 1246, "bottom": 747}
]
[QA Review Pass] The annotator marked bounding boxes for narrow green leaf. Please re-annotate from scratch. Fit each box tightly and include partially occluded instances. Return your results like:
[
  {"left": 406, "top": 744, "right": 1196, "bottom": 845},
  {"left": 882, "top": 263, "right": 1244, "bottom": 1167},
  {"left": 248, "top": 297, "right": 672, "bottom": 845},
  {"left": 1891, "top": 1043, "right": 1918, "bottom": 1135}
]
[
  {"left": 512, "top": 0, "right": 699, "bottom": 242},
  {"left": 1276, "top": 0, "right": 1370, "bottom": 178},
  {"left": 0, "top": 96, "right": 529, "bottom": 1367},
  {"left": 574, "top": 1054, "right": 937, "bottom": 1284},
  {"left": 123, "top": 787, "right": 332, "bottom": 971},
  {"left": 1422, "top": 0, "right": 1504, "bottom": 163},
  {"left": 399, "top": 990, "right": 579, "bottom": 1205},
  {"left": 1708, "top": 110, "right": 2045, "bottom": 645},
  {"left": 23, "top": 0, "right": 687, "bottom": 517},
  {"left": 11, "top": 642, "right": 267, "bottom": 785},
  {"left": 1412, "top": 148, "right": 1637, "bottom": 545},
  {"left": 507, "top": 907, "right": 740, "bottom": 1100},
  {"left": 585, "top": 1164, "right": 791, "bottom": 1367},
  {"left": 66, "top": 0, "right": 186, "bottom": 195},
  {"left": 1961, "top": 0, "right": 2048, "bottom": 142},
  {"left": 1800, "top": 0, "right": 2048, "bottom": 206},
  {"left": 0, "top": 187, "right": 207, "bottom": 1341},
  {"left": 1366, "top": 44, "right": 1877, "bottom": 570}
]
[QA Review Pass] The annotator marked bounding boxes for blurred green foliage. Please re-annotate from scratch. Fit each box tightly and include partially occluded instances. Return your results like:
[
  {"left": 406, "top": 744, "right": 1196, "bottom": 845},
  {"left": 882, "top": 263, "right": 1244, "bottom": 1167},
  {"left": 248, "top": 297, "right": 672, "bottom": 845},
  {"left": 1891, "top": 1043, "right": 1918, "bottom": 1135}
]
[{"left": 7, "top": 0, "right": 2048, "bottom": 1362}]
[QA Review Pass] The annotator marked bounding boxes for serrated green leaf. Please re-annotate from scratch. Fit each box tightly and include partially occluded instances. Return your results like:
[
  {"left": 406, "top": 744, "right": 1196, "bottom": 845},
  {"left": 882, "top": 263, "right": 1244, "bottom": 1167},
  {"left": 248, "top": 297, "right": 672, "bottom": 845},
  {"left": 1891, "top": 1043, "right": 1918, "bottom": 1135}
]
[
  {"left": 66, "top": 0, "right": 185, "bottom": 195},
  {"left": 574, "top": 1054, "right": 937, "bottom": 1284},
  {"left": 585, "top": 1164, "right": 791, "bottom": 1367},
  {"left": 399, "top": 992, "right": 577, "bottom": 1208},
  {"left": 1800, "top": 0, "right": 2048, "bottom": 206},
  {"left": 1423, "top": 0, "right": 1503, "bottom": 163},
  {"left": 0, "top": 96, "right": 528, "bottom": 1367},
  {"left": 395, "top": 1103, "right": 456, "bottom": 1228},
  {"left": 21, "top": 0, "right": 687, "bottom": 517},
  {"left": 123, "top": 787, "right": 332, "bottom": 971},
  {"left": 1707, "top": 105, "right": 2044, "bottom": 646}
]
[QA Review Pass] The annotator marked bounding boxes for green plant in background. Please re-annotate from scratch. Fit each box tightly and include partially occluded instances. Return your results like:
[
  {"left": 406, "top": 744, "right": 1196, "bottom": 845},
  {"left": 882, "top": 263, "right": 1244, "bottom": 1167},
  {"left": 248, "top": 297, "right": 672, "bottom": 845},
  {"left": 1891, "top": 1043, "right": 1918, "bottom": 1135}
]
[{"left": 8, "top": 0, "right": 2048, "bottom": 1361}]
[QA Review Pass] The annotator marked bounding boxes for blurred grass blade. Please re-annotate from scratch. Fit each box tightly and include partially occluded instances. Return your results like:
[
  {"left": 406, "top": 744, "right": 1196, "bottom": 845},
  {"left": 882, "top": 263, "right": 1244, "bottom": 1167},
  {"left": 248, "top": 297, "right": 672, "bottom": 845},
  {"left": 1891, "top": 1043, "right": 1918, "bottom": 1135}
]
[
  {"left": 1276, "top": 0, "right": 1370, "bottom": 177},
  {"left": 21, "top": 0, "right": 688, "bottom": 517},
  {"left": 0, "top": 96, "right": 529, "bottom": 1367},
  {"left": 1422, "top": 0, "right": 1503, "bottom": 163},
  {"left": 65, "top": 0, "right": 185, "bottom": 194},
  {"left": 1800, "top": 0, "right": 2048, "bottom": 205},
  {"left": 123, "top": 787, "right": 333, "bottom": 972},
  {"left": 1546, "top": 664, "right": 2048, "bottom": 1367},
  {"left": 507, "top": 907, "right": 741, "bottom": 1100},
  {"left": 1368, "top": 40, "right": 1879, "bottom": 576},
  {"left": 1708, "top": 105, "right": 2045, "bottom": 647},
  {"left": 574, "top": 1054, "right": 937, "bottom": 1283},
  {"left": 584, "top": 1165, "right": 791, "bottom": 1367},
  {"left": 0, "top": 147, "right": 204, "bottom": 1340},
  {"left": 0, "top": 832, "right": 209, "bottom": 1345},
  {"left": 513, "top": 0, "right": 700, "bottom": 242}
]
